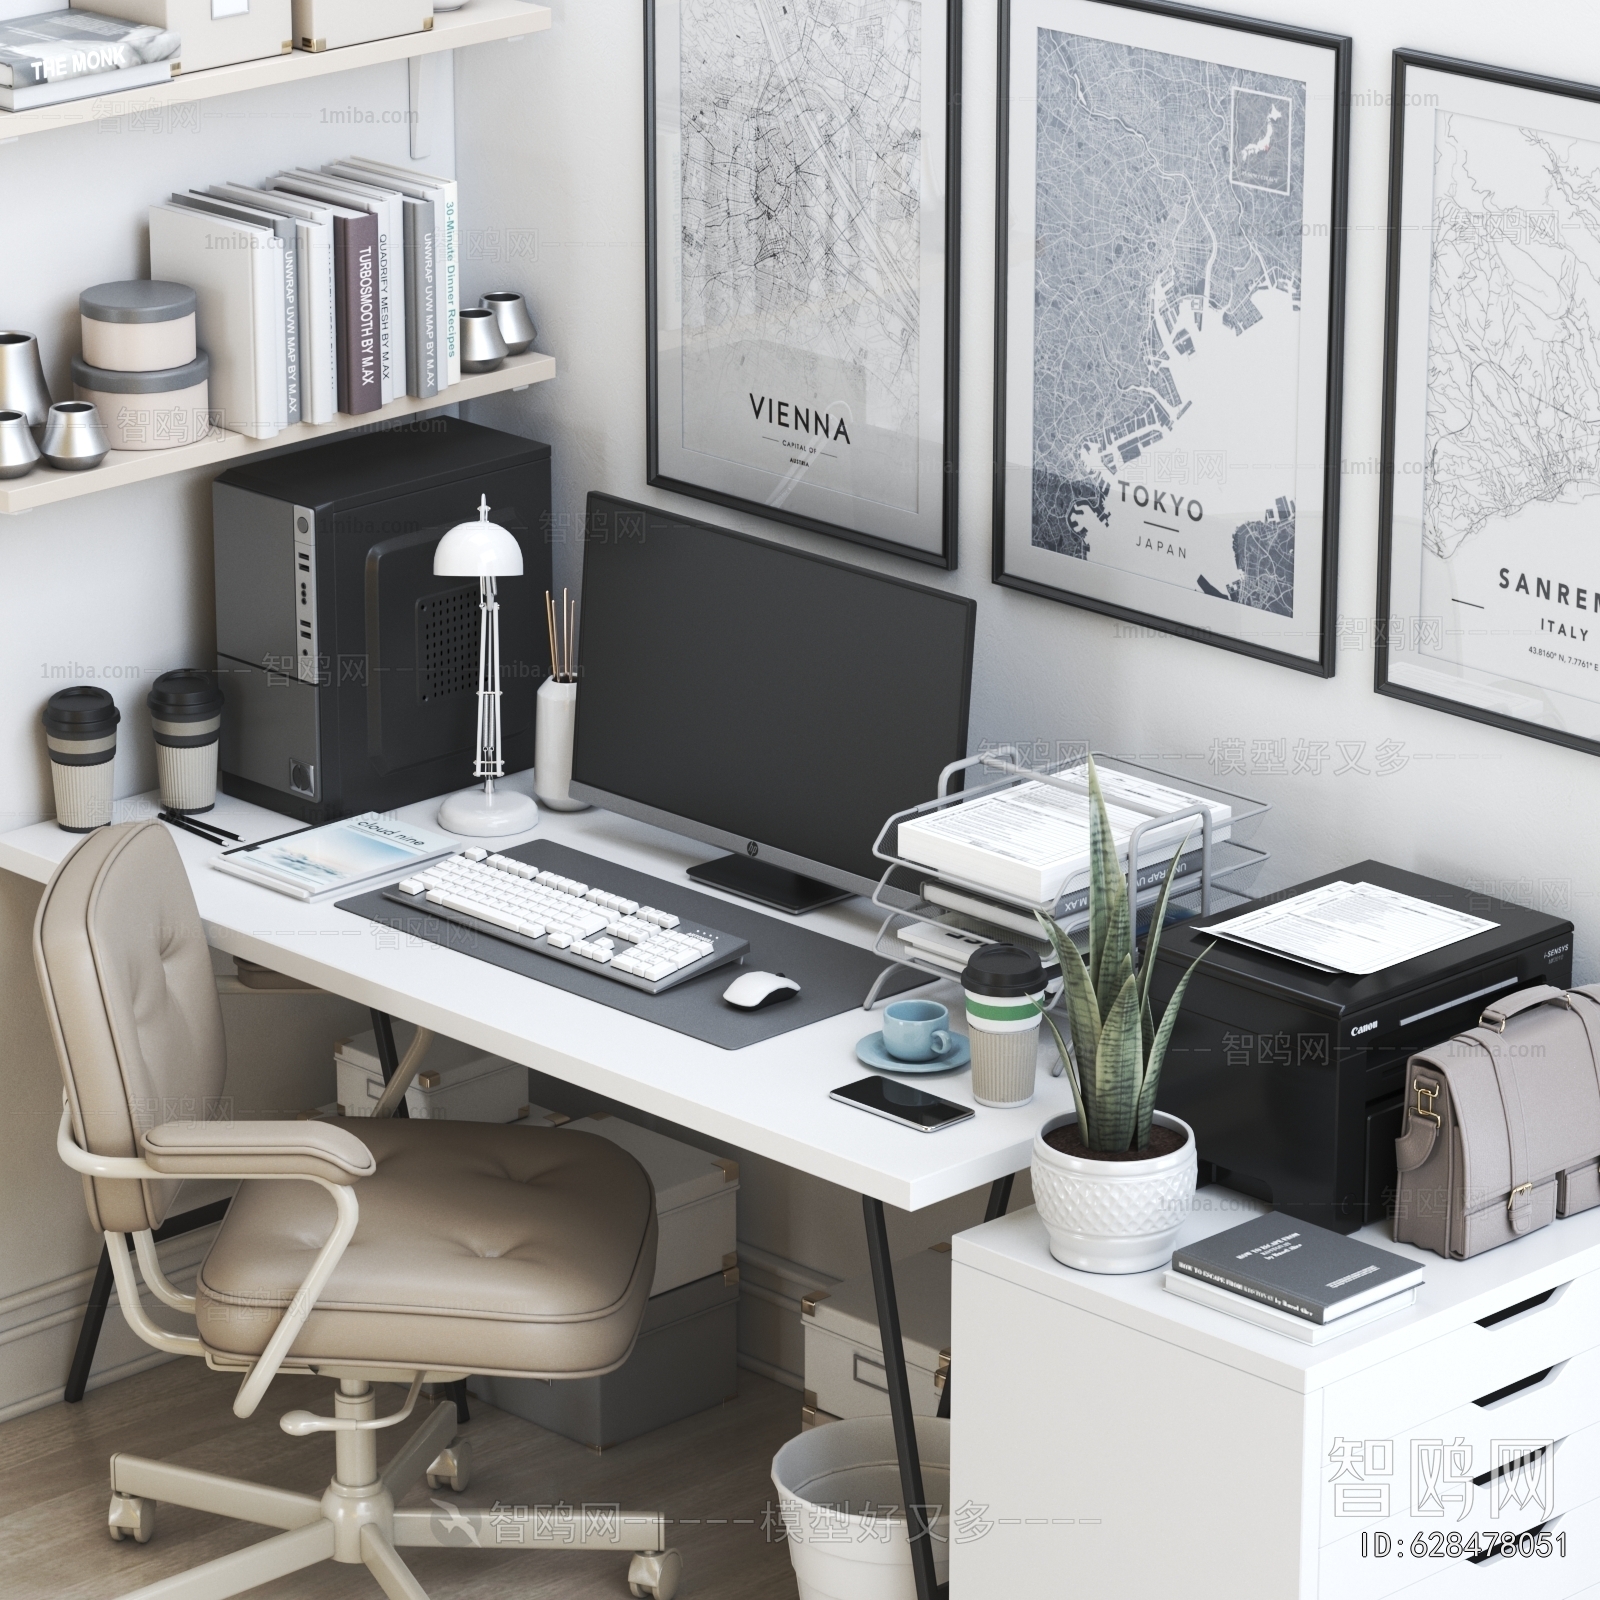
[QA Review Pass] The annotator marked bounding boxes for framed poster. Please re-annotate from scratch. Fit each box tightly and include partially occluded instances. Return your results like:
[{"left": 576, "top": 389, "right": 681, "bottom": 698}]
[
  {"left": 993, "top": 0, "right": 1350, "bottom": 673},
  {"left": 646, "top": 0, "right": 961, "bottom": 568},
  {"left": 1378, "top": 52, "right": 1600, "bottom": 755}
]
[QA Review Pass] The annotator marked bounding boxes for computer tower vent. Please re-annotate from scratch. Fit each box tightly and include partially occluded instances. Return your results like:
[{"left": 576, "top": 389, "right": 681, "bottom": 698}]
[{"left": 416, "top": 585, "right": 480, "bottom": 703}]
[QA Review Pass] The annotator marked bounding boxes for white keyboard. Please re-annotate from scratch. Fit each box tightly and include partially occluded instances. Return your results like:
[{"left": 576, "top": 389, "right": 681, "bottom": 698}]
[{"left": 384, "top": 849, "right": 748, "bottom": 994}]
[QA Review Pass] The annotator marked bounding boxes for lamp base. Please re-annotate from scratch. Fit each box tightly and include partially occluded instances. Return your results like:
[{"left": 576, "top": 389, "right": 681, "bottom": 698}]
[{"left": 437, "top": 785, "right": 539, "bottom": 838}]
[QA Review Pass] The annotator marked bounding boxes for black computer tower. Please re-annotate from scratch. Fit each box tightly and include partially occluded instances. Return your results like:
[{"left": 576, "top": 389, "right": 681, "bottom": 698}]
[
  {"left": 213, "top": 419, "right": 552, "bottom": 824},
  {"left": 1148, "top": 862, "right": 1574, "bottom": 1234}
]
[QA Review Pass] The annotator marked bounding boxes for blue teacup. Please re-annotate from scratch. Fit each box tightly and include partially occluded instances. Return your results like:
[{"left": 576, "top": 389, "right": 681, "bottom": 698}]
[{"left": 882, "top": 999, "right": 952, "bottom": 1063}]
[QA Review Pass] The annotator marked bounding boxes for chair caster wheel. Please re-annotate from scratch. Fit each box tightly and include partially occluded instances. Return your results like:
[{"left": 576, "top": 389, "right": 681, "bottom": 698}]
[
  {"left": 628, "top": 1548, "right": 681, "bottom": 1599},
  {"left": 108, "top": 1494, "right": 155, "bottom": 1544},
  {"left": 425, "top": 1439, "right": 471, "bottom": 1493}
]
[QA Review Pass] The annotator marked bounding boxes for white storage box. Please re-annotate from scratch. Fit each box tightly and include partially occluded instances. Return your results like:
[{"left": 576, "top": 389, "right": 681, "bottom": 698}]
[
  {"left": 78, "top": 0, "right": 293, "bottom": 74},
  {"left": 292, "top": 0, "right": 430, "bottom": 52},
  {"left": 803, "top": 1247, "right": 950, "bottom": 1423},
  {"left": 560, "top": 1113, "right": 738, "bottom": 1297},
  {"left": 334, "top": 1029, "right": 529, "bottom": 1123}
]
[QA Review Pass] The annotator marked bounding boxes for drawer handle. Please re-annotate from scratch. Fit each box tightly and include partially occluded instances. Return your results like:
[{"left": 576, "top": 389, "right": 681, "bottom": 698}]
[
  {"left": 1475, "top": 1284, "right": 1563, "bottom": 1329},
  {"left": 1472, "top": 1363, "right": 1562, "bottom": 1409},
  {"left": 852, "top": 1353, "right": 889, "bottom": 1394},
  {"left": 1471, "top": 1438, "right": 1556, "bottom": 1489}
]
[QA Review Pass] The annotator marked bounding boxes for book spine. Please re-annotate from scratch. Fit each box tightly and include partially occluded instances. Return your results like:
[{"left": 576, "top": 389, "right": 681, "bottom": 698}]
[
  {"left": 281, "top": 222, "right": 301, "bottom": 427},
  {"left": 335, "top": 214, "right": 382, "bottom": 416},
  {"left": 405, "top": 204, "right": 440, "bottom": 400},
  {"left": 1168, "top": 1258, "right": 1325, "bottom": 1323},
  {"left": 374, "top": 205, "right": 394, "bottom": 406},
  {"left": 441, "top": 186, "right": 459, "bottom": 386}
]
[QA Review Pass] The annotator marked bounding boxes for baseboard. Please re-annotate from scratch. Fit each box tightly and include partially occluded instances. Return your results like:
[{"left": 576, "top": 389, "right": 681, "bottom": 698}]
[
  {"left": 734, "top": 1241, "right": 837, "bottom": 1393},
  {"left": 736, "top": 1350, "right": 803, "bottom": 1391}
]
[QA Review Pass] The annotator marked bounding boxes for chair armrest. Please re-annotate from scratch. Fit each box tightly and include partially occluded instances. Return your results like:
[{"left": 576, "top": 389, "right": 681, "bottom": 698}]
[{"left": 141, "top": 1121, "right": 375, "bottom": 1185}]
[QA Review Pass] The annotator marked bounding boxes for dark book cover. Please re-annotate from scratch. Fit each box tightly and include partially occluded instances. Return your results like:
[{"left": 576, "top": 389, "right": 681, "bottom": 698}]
[
  {"left": 334, "top": 210, "right": 381, "bottom": 416},
  {"left": 1171, "top": 1213, "right": 1425, "bottom": 1323}
]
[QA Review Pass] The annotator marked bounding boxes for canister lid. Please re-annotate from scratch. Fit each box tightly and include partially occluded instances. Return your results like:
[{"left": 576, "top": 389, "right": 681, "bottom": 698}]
[
  {"left": 80, "top": 280, "right": 197, "bottom": 325},
  {"left": 43, "top": 686, "right": 120, "bottom": 740},
  {"left": 71, "top": 351, "right": 210, "bottom": 395},
  {"left": 148, "top": 669, "right": 223, "bottom": 721},
  {"left": 962, "top": 942, "right": 1047, "bottom": 998}
]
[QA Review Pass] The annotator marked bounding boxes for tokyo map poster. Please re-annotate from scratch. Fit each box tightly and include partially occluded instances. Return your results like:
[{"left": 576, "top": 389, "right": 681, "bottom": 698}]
[
  {"left": 993, "top": 0, "right": 1350, "bottom": 672},
  {"left": 647, "top": 0, "right": 961, "bottom": 566}
]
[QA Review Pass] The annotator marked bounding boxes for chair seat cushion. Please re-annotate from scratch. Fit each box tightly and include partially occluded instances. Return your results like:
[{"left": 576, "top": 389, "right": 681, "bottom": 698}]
[{"left": 196, "top": 1120, "right": 657, "bottom": 1378}]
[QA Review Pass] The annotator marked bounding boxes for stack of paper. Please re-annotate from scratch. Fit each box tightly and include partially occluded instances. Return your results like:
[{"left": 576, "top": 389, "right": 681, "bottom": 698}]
[{"left": 211, "top": 812, "right": 456, "bottom": 900}]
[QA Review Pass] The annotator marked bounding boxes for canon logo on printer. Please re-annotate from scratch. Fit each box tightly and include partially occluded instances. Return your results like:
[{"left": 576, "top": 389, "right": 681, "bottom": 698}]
[{"left": 1350, "top": 1019, "right": 1380, "bottom": 1037}]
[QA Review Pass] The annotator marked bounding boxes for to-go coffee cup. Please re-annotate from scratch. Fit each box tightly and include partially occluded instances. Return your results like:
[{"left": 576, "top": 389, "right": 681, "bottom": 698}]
[
  {"left": 962, "top": 943, "right": 1047, "bottom": 1108},
  {"left": 43, "top": 686, "right": 120, "bottom": 832},
  {"left": 148, "top": 669, "right": 224, "bottom": 814}
]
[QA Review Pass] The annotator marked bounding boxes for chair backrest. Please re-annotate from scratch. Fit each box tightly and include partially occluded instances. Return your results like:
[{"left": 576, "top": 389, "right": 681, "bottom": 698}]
[{"left": 34, "top": 821, "right": 227, "bottom": 1233}]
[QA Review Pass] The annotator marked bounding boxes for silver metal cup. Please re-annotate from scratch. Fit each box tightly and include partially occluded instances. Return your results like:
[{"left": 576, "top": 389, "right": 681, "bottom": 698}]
[
  {"left": 40, "top": 402, "right": 111, "bottom": 471},
  {"left": 481, "top": 292, "right": 537, "bottom": 355},
  {"left": 0, "top": 410, "right": 41, "bottom": 479},
  {"left": 459, "top": 307, "right": 509, "bottom": 373},
  {"left": 0, "top": 332, "right": 52, "bottom": 430}
]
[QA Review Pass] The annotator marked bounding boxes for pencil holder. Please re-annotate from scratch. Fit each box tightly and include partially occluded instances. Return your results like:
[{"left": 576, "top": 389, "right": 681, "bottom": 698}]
[
  {"left": 535, "top": 677, "right": 589, "bottom": 811},
  {"left": 148, "top": 669, "right": 224, "bottom": 814},
  {"left": 44, "top": 686, "right": 120, "bottom": 833}
]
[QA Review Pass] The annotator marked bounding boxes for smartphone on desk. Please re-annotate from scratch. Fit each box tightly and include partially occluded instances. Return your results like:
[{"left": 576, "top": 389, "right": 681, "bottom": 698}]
[{"left": 830, "top": 1076, "right": 974, "bottom": 1133}]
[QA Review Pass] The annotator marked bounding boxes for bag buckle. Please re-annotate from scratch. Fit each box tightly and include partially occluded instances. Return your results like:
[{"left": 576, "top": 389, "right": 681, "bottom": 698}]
[
  {"left": 1507, "top": 1182, "right": 1533, "bottom": 1216},
  {"left": 1481, "top": 1009, "right": 1507, "bottom": 1033},
  {"left": 1412, "top": 1078, "right": 1440, "bottom": 1125}
]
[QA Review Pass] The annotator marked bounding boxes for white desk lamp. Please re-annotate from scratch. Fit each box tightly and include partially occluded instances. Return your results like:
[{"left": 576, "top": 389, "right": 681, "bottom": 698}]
[{"left": 433, "top": 497, "right": 539, "bottom": 837}]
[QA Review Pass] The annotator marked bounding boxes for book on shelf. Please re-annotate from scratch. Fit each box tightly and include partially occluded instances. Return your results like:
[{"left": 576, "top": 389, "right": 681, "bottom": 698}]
[
  {"left": 1168, "top": 1213, "right": 1425, "bottom": 1326},
  {"left": 1163, "top": 1271, "right": 1418, "bottom": 1344},
  {"left": 0, "top": 10, "right": 176, "bottom": 110},
  {"left": 149, "top": 202, "right": 288, "bottom": 441},
  {"left": 211, "top": 812, "right": 456, "bottom": 901},
  {"left": 897, "top": 768, "right": 1232, "bottom": 904},
  {"left": 400, "top": 195, "right": 440, "bottom": 399}
]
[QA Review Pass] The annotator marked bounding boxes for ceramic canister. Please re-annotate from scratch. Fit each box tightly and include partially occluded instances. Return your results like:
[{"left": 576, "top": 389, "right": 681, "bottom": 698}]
[
  {"left": 72, "top": 352, "right": 210, "bottom": 451},
  {"left": 962, "top": 942, "right": 1047, "bottom": 1108},
  {"left": 148, "top": 669, "right": 225, "bottom": 814},
  {"left": 43, "top": 686, "right": 120, "bottom": 833},
  {"left": 80, "top": 281, "right": 198, "bottom": 373}
]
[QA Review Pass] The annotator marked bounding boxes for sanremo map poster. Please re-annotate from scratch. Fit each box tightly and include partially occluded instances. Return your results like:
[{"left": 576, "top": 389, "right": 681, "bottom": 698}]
[
  {"left": 996, "top": 1, "right": 1347, "bottom": 672},
  {"left": 648, "top": 0, "right": 957, "bottom": 563},
  {"left": 1382, "top": 56, "right": 1600, "bottom": 752}
]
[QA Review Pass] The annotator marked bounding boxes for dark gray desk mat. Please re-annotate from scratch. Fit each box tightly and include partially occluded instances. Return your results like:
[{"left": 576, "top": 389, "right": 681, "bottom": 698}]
[{"left": 337, "top": 840, "right": 928, "bottom": 1050}]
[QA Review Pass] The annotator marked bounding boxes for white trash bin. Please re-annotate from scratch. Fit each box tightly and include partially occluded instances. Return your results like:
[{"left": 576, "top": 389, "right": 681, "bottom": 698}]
[{"left": 771, "top": 1415, "right": 950, "bottom": 1600}]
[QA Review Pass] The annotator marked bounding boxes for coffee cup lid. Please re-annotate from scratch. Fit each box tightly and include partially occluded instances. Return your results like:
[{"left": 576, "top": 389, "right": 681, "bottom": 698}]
[
  {"left": 43, "top": 685, "right": 120, "bottom": 739},
  {"left": 962, "top": 942, "right": 1046, "bottom": 997},
  {"left": 148, "top": 668, "right": 224, "bottom": 720}
]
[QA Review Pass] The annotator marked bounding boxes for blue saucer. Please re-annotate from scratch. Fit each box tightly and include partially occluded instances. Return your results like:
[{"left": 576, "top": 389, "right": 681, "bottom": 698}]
[{"left": 855, "top": 1030, "right": 971, "bottom": 1075}]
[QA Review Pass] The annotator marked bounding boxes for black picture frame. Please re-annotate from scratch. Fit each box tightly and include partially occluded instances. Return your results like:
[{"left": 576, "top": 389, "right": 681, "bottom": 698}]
[
  {"left": 644, "top": 0, "right": 962, "bottom": 570},
  {"left": 1376, "top": 50, "right": 1600, "bottom": 757},
  {"left": 992, "top": 0, "right": 1351, "bottom": 674}
]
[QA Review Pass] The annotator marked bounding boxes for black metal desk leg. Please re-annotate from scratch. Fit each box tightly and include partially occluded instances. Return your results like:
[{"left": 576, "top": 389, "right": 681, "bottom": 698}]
[
  {"left": 369, "top": 1008, "right": 409, "bottom": 1116},
  {"left": 64, "top": 1243, "right": 116, "bottom": 1404},
  {"left": 863, "top": 1196, "right": 944, "bottom": 1600}
]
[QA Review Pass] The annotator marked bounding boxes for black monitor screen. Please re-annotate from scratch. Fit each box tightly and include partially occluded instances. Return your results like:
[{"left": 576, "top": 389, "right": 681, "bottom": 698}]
[{"left": 572, "top": 495, "right": 975, "bottom": 893}]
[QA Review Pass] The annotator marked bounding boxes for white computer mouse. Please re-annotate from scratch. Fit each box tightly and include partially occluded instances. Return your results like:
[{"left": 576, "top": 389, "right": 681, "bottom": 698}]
[{"left": 722, "top": 970, "right": 801, "bottom": 1010}]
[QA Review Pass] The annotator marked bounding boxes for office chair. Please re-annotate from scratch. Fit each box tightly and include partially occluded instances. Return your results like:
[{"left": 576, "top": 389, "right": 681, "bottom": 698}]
[{"left": 35, "top": 820, "right": 680, "bottom": 1600}]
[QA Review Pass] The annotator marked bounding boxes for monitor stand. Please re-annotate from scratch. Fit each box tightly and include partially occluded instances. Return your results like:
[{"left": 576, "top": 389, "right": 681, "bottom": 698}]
[{"left": 686, "top": 853, "right": 852, "bottom": 916}]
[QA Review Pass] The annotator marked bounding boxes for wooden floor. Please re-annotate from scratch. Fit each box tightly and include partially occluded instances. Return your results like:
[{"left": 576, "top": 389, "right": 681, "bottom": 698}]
[{"left": 0, "top": 1361, "right": 803, "bottom": 1600}]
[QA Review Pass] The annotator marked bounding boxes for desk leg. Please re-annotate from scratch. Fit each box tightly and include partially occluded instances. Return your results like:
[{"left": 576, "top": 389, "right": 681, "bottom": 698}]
[
  {"left": 862, "top": 1196, "right": 945, "bottom": 1600},
  {"left": 937, "top": 1175, "right": 1015, "bottom": 1422},
  {"left": 369, "top": 1009, "right": 410, "bottom": 1118}
]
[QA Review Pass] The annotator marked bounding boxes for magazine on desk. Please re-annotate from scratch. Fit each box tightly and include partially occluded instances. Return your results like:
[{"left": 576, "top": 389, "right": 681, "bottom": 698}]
[{"left": 211, "top": 812, "right": 456, "bottom": 901}]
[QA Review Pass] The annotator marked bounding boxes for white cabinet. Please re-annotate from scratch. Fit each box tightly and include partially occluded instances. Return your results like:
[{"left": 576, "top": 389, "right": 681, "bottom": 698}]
[{"left": 951, "top": 1191, "right": 1600, "bottom": 1599}]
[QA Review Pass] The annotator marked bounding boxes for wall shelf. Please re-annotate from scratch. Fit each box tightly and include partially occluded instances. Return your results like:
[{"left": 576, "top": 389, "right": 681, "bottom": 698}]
[
  {"left": 0, "top": 350, "right": 555, "bottom": 514},
  {"left": 0, "top": 1, "right": 551, "bottom": 145}
]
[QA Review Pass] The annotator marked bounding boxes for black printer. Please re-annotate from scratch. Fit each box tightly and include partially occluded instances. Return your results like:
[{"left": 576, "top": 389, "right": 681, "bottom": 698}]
[{"left": 1147, "top": 861, "right": 1574, "bottom": 1234}]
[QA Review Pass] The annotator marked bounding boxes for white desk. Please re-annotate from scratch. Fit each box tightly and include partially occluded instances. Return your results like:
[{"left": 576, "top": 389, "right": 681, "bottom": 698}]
[{"left": 3, "top": 773, "right": 1072, "bottom": 1600}]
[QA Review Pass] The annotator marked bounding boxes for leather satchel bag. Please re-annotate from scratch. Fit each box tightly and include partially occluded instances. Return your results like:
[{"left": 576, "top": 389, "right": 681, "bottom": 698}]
[{"left": 1393, "top": 984, "right": 1600, "bottom": 1259}]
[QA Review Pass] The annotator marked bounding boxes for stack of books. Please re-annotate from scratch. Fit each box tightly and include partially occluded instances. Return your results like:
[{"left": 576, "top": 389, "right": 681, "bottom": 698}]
[
  {"left": 148, "top": 159, "right": 462, "bottom": 440},
  {"left": 0, "top": 8, "right": 178, "bottom": 111},
  {"left": 1164, "top": 1213, "right": 1426, "bottom": 1344}
]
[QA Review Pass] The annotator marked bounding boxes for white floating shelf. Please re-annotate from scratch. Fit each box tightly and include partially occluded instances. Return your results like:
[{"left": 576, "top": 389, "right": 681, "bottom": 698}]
[
  {"left": 0, "top": 351, "right": 555, "bottom": 514},
  {"left": 0, "top": 1, "right": 551, "bottom": 145}
]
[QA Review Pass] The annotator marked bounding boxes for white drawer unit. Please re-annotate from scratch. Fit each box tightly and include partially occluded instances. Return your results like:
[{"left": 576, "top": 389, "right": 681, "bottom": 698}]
[
  {"left": 951, "top": 1190, "right": 1600, "bottom": 1600},
  {"left": 334, "top": 1029, "right": 530, "bottom": 1123},
  {"left": 803, "top": 1247, "right": 951, "bottom": 1423},
  {"left": 559, "top": 1114, "right": 738, "bottom": 1298}
]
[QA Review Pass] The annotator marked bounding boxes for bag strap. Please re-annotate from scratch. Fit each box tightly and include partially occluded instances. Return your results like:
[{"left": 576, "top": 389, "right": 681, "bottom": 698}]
[
  {"left": 1564, "top": 988, "right": 1600, "bottom": 1104},
  {"left": 1478, "top": 985, "right": 1567, "bottom": 1028},
  {"left": 1464, "top": 1027, "right": 1538, "bottom": 1234}
]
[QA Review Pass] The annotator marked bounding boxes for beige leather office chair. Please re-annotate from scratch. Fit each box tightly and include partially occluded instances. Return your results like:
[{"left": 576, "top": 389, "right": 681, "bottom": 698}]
[{"left": 36, "top": 820, "right": 681, "bottom": 1600}]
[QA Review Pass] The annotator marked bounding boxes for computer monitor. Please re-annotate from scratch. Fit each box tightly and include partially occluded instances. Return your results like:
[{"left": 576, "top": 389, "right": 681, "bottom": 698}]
[{"left": 571, "top": 494, "right": 976, "bottom": 913}]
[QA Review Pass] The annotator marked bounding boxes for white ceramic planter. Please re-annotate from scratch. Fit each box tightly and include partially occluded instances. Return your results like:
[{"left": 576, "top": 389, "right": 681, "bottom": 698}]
[{"left": 1031, "top": 1111, "right": 1197, "bottom": 1274}]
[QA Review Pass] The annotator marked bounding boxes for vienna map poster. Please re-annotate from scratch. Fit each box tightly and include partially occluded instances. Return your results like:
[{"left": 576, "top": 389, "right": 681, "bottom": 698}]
[
  {"left": 647, "top": 0, "right": 961, "bottom": 566},
  {"left": 994, "top": 0, "right": 1349, "bottom": 672},
  {"left": 1379, "top": 53, "right": 1600, "bottom": 754}
]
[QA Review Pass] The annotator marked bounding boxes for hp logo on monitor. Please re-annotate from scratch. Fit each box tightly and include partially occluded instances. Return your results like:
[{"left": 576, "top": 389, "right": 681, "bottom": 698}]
[{"left": 747, "top": 841, "right": 759, "bottom": 857}]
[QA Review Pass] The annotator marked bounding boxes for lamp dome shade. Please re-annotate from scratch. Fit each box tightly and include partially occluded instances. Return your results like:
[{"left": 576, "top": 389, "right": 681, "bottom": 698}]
[{"left": 433, "top": 496, "right": 524, "bottom": 577}]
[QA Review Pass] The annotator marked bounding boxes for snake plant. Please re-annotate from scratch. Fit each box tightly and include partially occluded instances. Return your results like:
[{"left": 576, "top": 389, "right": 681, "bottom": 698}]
[{"left": 1035, "top": 758, "right": 1210, "bottom": 1153}]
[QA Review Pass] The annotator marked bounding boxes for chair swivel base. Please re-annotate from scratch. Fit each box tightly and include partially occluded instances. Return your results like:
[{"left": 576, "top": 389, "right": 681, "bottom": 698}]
[{"left": 103, "top": 1395, "right": 681, "bottom": 1600}]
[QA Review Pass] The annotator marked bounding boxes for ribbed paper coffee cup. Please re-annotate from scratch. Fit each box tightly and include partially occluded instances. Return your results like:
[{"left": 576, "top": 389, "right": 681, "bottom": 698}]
[
  {"left": 149, "top": 669, "right": 224, "bottom": 814},
  {"left": 962, "top": 943, "right": 1046, "bottom": 1108},
  {"left": 43, "top": 686, "right": 119, "bottom": 832}
]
